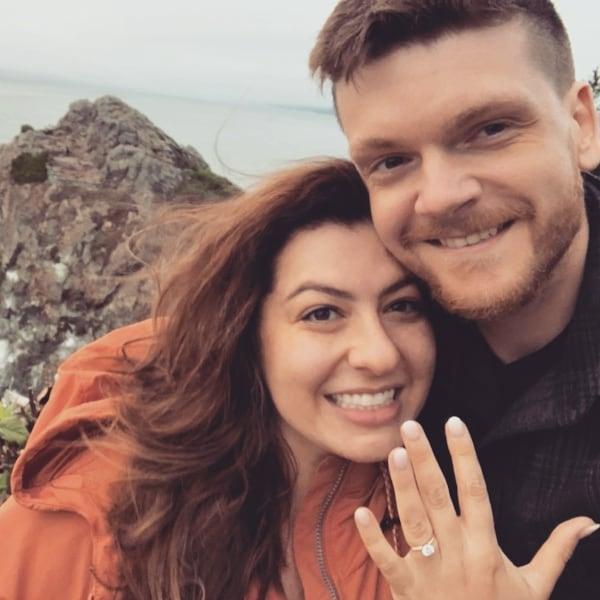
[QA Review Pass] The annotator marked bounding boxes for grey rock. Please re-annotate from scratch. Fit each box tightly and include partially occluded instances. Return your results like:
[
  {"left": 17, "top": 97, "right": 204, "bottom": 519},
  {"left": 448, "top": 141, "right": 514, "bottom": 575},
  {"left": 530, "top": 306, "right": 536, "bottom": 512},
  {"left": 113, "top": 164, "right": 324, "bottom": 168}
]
[{"left": 0, "top": 96, "right": 238, "bottom": 396}]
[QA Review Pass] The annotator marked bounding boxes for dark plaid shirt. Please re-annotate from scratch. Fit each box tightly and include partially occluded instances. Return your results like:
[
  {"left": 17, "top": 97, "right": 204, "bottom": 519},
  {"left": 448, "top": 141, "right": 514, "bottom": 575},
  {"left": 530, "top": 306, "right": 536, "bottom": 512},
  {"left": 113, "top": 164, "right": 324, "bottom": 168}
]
[{"left": 421, "top": 174, "right": 600, "bottom": 599}]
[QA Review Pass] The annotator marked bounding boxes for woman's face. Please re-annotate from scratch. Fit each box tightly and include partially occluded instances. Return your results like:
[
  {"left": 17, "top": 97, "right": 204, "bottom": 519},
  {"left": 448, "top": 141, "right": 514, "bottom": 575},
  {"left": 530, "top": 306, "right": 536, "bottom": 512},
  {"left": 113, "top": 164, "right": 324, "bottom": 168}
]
[{"left": 259, "top": 221, "right": 435, "bottom": 469}]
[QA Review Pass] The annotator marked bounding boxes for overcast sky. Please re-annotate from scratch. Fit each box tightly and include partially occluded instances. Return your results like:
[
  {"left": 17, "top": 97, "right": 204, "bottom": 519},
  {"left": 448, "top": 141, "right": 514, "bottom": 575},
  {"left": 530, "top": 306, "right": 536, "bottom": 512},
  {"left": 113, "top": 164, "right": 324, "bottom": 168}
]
[{"left": 0, "top": 1, "right": 598, "bottom": 108}]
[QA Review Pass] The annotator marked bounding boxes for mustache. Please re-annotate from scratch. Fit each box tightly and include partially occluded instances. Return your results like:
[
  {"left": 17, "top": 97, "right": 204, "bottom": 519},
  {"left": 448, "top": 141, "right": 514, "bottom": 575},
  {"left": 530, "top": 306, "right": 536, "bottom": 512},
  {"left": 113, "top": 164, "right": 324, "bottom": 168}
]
[{"left": 401, "top": 203, "right": 535, "bottom": 243}]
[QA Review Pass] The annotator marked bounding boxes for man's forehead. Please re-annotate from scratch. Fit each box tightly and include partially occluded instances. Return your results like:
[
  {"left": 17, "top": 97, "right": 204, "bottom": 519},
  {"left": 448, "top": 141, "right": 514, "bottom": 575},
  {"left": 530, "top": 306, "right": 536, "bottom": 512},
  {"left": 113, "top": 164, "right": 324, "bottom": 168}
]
[
  {"left": 353, "top": 20, "right": 531, "bottom": 79},
  {"left": 335, "top": 21, "right": 555, "bottom": 138}
]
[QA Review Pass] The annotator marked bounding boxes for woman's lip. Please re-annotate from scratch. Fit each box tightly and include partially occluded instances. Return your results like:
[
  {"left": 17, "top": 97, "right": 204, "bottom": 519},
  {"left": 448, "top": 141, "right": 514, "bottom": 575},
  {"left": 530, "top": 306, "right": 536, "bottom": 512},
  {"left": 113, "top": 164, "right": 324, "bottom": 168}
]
[
  {"left": 325, "top": 385, "right": 402, "bottom": 397},
  {"left": 329, "top": 397, "right": 403, "bottom": 427}
]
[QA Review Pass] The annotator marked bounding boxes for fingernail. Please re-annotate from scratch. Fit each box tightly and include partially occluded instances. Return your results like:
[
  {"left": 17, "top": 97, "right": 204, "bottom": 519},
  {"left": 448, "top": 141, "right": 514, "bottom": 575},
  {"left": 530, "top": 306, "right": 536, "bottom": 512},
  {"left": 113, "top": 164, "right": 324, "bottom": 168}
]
[
  {"left": 401, "top": 420, "right": 421, "bottom": 441},
  {"left": 581, "top": 523, "right": 600, "bottom": 538},
  {"left": 447, "top": 416, "right": 466, "bottom": 437},
  {"left": 391, "top": 447, "right": 408, "bottom": 470},
  {"left": 355, "top": 507, "right": 371, "bottom": 526}
]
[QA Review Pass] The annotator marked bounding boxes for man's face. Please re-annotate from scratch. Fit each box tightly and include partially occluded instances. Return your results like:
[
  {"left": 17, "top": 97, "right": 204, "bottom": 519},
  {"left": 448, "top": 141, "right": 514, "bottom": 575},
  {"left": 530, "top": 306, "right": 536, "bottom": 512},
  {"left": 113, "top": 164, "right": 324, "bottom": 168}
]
[{"left": 337, "top": 20, "right": 599, "bottom": 320}]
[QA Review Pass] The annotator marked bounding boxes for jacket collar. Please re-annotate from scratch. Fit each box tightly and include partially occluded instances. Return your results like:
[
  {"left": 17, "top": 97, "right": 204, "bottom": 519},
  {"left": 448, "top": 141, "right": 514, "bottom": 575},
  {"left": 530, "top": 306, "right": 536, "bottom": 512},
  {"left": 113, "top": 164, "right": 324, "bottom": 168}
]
[{"left": 481, "top": 173, "right": 600, "bottom": 445}]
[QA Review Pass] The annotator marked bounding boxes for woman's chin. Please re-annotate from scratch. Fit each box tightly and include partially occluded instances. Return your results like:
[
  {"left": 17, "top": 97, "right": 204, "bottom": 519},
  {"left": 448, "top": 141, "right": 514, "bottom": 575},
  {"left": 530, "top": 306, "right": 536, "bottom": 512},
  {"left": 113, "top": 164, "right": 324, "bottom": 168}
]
[{"left": 337, "top": 437, "right": 403, "bottom": 464}]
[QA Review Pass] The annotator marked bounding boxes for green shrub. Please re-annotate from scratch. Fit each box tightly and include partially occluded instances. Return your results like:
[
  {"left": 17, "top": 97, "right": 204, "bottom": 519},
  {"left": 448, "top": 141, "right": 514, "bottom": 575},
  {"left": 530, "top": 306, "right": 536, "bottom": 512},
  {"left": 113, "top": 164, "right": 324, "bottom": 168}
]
[
  {"left": 176, "top": 166, "right": 238, "bottom": 198},
  {"left": 10, "top": 152, "right": 49, "bottom": 184},
  {"left": 0, "top": 389, "right": 48, "bottom": 503},
  {"left": 0, "top": 401, "right": 30, "bottom": 503}
]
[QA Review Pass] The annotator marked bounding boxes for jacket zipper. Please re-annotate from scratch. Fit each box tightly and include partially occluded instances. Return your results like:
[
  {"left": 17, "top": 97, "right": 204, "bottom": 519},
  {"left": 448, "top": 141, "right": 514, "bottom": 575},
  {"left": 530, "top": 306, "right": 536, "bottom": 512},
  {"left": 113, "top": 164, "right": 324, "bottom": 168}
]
[{"left": 315, "top": 462, "right": 349, "bottom": 600}]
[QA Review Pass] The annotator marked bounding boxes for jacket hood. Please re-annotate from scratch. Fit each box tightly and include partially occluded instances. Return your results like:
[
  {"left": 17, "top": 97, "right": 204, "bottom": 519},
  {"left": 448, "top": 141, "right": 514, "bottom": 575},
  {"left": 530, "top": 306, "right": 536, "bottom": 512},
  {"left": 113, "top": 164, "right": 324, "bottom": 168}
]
[{"left": 10, "top": 319, "right": 155, "bottom": 592}]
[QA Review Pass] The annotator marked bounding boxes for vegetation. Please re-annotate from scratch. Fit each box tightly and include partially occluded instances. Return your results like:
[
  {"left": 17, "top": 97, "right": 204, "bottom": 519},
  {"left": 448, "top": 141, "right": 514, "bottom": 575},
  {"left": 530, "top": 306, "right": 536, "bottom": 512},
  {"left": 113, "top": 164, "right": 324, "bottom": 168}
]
[
  {"left": 176, "top": 166, "right": 239, "bottom": 198},
  {"left": 0, "top": 390, "right": 48, "bottom": 502},
  {"left": 10, "top": 152, "right": 49, "bottom": 184},
  {"left": 589, "top": 67, "right": 600, "bottom": 105}
]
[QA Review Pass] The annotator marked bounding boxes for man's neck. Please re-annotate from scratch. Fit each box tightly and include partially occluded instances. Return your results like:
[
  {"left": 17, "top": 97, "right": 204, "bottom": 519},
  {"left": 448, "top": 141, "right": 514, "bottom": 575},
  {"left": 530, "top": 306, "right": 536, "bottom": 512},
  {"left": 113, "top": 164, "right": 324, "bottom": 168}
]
[{"left": 478, "top": 219, "right": 590, "bottom": 364}]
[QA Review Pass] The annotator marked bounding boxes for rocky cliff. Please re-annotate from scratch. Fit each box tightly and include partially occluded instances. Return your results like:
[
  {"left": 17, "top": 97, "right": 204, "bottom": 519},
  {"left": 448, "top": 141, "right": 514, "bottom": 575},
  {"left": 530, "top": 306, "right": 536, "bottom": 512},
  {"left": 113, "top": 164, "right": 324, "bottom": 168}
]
[{"left": 0, "top": 96, "right": 237, "bottom": 397}]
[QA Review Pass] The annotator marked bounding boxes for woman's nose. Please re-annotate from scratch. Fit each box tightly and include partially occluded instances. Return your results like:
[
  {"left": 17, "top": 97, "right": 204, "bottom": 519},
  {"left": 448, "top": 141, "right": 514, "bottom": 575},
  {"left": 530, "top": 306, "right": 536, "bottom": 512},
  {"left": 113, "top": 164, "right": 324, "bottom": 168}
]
[{"left": 346, "top": 318, "right": 402, "bottom": 376}]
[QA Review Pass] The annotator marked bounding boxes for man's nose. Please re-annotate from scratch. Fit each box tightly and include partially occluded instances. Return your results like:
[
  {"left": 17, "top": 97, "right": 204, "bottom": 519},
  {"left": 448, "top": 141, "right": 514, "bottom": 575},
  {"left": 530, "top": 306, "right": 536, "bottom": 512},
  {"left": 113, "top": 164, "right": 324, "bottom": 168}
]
[
  {"left": 414, "top": 150, "right": 482, "bottom": 216},
  {"left": 347, "top": 318, "right": 402, "bottom": 376}
]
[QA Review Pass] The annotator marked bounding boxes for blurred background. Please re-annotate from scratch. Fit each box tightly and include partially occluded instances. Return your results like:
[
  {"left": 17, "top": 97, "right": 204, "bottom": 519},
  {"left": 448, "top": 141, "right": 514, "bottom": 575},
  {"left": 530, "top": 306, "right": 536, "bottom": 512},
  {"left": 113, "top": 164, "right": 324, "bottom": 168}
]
[{"left": 1, "top": 0, "right": 598, "bottom": 187}]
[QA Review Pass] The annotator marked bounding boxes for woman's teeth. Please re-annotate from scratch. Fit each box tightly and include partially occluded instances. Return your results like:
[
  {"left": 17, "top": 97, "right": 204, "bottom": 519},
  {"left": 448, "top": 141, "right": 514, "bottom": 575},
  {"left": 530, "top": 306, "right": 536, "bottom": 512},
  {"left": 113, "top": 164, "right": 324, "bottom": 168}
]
[{"left": 330, "top": 388, "right": 396, "bottom": 410}]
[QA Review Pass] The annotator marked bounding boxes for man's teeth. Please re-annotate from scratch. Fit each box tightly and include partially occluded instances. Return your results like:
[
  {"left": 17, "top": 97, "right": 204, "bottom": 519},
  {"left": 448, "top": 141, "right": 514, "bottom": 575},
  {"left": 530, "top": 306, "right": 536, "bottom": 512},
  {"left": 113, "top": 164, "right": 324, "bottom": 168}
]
[
  {"left": 439, "top": 226, "right": 499, "bottom": 249},
  {"left": 331, "top": 388, "right": 396, "bottom": 410}
]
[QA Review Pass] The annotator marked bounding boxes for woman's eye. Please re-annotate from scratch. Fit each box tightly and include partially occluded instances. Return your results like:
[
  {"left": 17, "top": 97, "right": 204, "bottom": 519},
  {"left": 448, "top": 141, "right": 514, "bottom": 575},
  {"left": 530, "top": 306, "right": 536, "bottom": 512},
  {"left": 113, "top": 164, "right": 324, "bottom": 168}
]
[
  {"left": 387, "top": 299, "right": 423, "bottom": 316},
  {"left": 302, "top": 307, "right": 340, "bottom": 322}
]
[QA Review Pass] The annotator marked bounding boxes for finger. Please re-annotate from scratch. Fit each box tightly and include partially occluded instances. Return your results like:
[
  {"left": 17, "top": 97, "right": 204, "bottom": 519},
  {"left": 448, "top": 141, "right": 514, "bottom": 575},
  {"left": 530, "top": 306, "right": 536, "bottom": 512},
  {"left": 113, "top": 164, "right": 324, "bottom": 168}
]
[
  {"left": 400, "top": 421, "right": 461, "bottom": 554},
  {"left": 445, "top": 417, "right": 496, "bottom": 549},
  {"left": 520, "top": 517, "right": 599, "bottom": 598},
  {"left": 387, "top": 446, "right": 435, "bottom": 551},
  {"left": 354, "top": 507, "right": 412, "bottom": 592}
]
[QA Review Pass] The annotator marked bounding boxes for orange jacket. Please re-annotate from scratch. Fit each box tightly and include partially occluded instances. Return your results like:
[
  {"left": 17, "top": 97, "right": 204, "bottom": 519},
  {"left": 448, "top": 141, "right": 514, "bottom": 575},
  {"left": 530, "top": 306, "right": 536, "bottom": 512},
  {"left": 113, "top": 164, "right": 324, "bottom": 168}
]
[{"left": 0, "top": 322, "right": 394, "bottom": 600}]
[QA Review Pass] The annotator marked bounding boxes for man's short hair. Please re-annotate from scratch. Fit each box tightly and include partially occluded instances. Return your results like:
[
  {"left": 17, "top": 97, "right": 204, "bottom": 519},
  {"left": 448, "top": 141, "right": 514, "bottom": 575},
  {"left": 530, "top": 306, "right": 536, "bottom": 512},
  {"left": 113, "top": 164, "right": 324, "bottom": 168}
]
[{"left": 310, "top": 0, "right": 575, "bottom": 94}]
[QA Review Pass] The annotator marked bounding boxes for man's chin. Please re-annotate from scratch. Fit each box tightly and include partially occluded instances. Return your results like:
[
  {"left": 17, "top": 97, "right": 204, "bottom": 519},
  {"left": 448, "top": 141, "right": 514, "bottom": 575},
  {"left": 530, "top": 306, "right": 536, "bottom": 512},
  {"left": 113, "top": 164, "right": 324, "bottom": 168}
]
[{"left": 430, "top": 279, "right": 540, "bottom": 322}]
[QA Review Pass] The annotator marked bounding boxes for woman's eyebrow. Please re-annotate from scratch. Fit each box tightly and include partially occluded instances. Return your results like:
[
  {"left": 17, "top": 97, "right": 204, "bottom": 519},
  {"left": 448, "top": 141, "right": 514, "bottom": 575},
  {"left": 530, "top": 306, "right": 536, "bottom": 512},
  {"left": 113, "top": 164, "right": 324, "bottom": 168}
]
[
  {"left": 380, "top": 277, "right": 416, "bottom": 298},
  {"left": 286, "top": 276, "right": 414, "bottom": 302},
  {"left": 286, "top": 283, "right": 354, "bottom": 301}
]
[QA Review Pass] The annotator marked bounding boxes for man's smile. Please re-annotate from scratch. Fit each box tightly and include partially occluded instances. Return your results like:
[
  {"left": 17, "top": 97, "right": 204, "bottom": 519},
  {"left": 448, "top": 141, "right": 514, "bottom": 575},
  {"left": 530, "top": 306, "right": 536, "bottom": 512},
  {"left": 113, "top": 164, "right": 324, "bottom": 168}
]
[{"left": 425, "top": 221, "right": 515, "bottom": 250}]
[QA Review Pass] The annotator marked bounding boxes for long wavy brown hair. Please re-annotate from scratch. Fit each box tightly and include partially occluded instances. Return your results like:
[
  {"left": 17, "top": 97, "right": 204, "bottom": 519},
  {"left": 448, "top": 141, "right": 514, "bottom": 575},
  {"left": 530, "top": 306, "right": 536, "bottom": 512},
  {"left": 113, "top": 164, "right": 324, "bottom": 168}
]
[{"left": 108, "top": 158, "right": 372, "bottom": 599}]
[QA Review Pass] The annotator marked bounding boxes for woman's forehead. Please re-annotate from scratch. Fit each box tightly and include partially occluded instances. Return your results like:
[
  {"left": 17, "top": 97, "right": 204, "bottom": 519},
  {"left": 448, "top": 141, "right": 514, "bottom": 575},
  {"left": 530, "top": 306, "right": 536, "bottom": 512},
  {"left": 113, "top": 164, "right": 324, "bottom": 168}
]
[{"left": 271, "top": 221, "right": 411, "bottom": 293}]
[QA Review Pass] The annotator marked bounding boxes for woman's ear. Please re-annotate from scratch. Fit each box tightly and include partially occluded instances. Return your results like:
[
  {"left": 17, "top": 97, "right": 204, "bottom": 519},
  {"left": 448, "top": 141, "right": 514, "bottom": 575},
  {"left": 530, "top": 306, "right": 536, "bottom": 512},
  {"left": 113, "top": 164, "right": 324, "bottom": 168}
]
[{"left": 569, "top": 81, "right": 600, "bottom": 172}]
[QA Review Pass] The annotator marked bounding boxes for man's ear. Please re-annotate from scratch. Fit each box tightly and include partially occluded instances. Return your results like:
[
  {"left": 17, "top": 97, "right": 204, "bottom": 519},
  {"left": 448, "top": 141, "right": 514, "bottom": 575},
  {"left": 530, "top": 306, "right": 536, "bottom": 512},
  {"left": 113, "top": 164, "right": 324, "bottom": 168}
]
[{"left": 569, "top": 81, "right": 600, "bottom": 172}]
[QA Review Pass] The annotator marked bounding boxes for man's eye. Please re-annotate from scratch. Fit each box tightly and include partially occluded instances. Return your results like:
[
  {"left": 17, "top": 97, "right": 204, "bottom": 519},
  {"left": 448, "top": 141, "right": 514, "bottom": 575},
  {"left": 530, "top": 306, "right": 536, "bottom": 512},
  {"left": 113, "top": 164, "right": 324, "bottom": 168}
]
[
  {"left": 480, "top": 121, "right": 509, "bottom": 137},
  {"left": 302, "top": 307, "right": 340, "bottom": 322},
  {"left": 373, "top": 155, "right": 410, "bottom": 173}
]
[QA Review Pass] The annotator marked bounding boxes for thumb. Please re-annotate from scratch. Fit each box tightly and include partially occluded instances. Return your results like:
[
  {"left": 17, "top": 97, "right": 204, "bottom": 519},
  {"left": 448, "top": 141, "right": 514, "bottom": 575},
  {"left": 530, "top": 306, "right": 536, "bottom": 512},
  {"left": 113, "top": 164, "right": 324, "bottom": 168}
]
[{"left": 520, "top": 516, "right": 599, "bottom": 599}]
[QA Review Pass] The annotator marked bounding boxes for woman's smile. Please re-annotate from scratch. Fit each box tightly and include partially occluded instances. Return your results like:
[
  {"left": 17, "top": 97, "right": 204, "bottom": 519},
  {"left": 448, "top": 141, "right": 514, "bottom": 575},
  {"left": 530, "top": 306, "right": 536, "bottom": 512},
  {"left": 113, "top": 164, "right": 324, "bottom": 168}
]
[{"left": 324, "top": 386, "right": 405, "bottom": 427}]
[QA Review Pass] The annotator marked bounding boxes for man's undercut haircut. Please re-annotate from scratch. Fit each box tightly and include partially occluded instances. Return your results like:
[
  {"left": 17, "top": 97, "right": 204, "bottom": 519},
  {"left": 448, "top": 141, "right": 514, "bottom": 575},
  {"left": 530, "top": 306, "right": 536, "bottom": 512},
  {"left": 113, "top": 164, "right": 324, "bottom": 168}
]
[{"left": 310, "top": 0, "right": 575, "bottom": 94}]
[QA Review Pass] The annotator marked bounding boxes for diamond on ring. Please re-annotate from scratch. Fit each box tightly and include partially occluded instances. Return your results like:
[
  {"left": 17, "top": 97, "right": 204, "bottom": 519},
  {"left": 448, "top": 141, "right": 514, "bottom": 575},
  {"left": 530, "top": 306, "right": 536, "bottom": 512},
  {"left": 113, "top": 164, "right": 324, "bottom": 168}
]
[
  {"left": 410, "top": 536, "right": 436, "bottom": 557},
  {"left": 420, "top": 541, "right": 435, "bottom": 557}
]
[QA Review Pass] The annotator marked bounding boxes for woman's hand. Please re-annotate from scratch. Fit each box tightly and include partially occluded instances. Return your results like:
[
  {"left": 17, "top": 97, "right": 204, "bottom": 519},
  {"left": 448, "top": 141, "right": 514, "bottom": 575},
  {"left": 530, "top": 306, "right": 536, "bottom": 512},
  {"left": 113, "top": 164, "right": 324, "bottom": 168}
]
[{"left": 354, "top": 418, "right": 598, "bottom": 600}]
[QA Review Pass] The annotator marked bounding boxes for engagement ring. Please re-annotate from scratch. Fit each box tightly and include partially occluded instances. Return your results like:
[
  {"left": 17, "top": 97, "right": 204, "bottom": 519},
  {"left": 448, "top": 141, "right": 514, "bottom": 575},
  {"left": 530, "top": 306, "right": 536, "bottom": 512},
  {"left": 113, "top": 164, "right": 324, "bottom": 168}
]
[{"left": 409, "top": 536, "right": 436, "bottom": 558}]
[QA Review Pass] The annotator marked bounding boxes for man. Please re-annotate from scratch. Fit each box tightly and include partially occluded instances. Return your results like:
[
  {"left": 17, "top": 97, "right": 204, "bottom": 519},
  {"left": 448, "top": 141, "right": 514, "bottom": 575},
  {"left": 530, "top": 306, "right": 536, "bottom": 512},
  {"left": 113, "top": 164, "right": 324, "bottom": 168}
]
[{"left": 310, "top": 1, "right": 600, "bottom": 597}]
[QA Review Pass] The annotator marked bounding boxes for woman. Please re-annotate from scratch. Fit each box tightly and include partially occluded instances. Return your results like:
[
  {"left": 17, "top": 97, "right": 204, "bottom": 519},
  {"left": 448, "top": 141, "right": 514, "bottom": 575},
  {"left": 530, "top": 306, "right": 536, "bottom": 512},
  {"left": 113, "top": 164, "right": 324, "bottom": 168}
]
[
  {"left": 0, "top": 159, "right": 593, "bottom": 600},
  {"left": 106, "top": 157, "right": 435, "bottom": 599}
]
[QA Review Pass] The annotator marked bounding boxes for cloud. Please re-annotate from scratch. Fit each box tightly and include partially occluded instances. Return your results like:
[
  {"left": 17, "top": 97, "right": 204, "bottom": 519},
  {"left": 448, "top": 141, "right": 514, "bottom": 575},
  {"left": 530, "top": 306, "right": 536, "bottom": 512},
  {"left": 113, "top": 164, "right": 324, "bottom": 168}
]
[{"left": 1, "top": 0, "right": 597, "bottom": 106}]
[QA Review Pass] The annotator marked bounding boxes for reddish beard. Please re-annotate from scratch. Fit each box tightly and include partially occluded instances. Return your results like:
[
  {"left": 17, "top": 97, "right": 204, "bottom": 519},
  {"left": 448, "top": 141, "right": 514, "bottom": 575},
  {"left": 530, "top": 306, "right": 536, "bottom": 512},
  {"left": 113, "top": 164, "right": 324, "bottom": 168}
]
[{"left": 397, "top": 180, "right": 585, "bottom": 321}]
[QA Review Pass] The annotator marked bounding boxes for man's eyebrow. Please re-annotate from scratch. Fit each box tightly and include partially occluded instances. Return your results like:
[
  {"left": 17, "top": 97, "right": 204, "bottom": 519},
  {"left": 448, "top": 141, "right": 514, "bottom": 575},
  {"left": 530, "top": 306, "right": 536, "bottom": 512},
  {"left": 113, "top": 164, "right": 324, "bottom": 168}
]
[
  {"left": 350, "top": 98, "right": 533, "bottom": 165},
  {"left": 350, "top": 138, "right": 406, "bottom": 166},
  {"left": 285, "top": 276, "right": 415, "bottom": 302},
  {"left": 447, "top": 98, "right": 535, "bottom": 133}
]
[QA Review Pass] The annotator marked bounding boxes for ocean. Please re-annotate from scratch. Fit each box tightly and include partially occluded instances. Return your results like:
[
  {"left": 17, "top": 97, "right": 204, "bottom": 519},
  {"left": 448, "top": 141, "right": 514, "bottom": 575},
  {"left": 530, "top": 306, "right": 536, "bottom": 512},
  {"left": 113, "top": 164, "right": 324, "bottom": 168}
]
[{"left": 0, "top": 77, "right": 347, "bottom": 188}]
